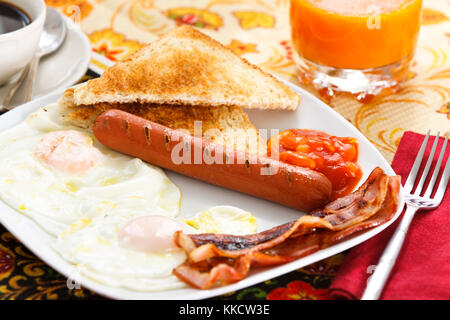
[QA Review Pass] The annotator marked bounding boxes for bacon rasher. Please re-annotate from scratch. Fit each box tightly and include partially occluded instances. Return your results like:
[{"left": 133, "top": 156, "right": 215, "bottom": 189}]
[{"left": 173, "top": 167, "right": 401, "bottom": 289}]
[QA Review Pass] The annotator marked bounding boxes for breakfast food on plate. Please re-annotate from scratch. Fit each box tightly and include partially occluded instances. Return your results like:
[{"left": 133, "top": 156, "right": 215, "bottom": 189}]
[
  {"left": 0, "top": 24, "right": 402, "bottom": 295},
  {"left": 0, "top": 106, "right": 181, "bottom": 236},
  {"left": 173, "top": 168, "right": 401, "bottom": 289},
  {"left": 268, "top": 129, "right": 363, "bottom": 200},
  {"left": 93, "top": 109, "right": 333, "bottom": 212},
  {"left": 53, "top": 206, "right": 257, "bottom": 291},
  {"left": 65, "top": 25, "right": 300, "bottom": 111}
]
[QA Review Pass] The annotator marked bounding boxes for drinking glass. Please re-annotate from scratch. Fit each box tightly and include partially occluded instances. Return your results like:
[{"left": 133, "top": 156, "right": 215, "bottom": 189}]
[{"left": 290, "top": 0, "right": 422, "bottom": 100}]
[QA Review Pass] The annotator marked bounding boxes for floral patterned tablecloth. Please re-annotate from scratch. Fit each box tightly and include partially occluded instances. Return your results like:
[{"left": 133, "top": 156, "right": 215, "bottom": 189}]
[{"left": 0, "top": 0, "right": 449, "bottom": 300}]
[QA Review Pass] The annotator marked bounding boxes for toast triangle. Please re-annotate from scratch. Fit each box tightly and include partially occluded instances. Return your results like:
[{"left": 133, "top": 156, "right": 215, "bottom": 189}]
[{"left": 72, "top": 25, "right": 300, "bottom": 110}]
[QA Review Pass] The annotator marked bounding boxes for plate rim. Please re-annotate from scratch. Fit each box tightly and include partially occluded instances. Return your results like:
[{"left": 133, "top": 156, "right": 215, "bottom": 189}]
[{"left": 0, "top": 79, "right": 404, "bottom": 300}]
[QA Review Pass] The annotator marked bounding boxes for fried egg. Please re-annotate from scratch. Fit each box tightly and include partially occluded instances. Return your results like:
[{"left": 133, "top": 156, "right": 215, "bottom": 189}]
[
  {"left": 53, "top": 211, "right": 189, "bottom": 291},
  {"left": 53, "top": 206, "right": 256, "bottom": 291},
  {"left": 183, "top": 206, "right": 257, "bottom": 235},
  {"left": 0, "top": 105, "right": 181, "bottom": 236}
]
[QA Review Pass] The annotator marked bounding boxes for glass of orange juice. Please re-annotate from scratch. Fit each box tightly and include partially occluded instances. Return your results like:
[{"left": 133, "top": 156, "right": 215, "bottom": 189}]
[{"left": 290, "top": 0, "right": 422, "bottom": 100}]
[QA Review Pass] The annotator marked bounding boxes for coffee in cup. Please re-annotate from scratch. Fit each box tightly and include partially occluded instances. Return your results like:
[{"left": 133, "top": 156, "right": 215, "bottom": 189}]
[
  {"left": 0, "top": 1, "right": 31, "bottom": 34},
  {"left": 0, "top": 0, "right": 45, "bottom": 85}
]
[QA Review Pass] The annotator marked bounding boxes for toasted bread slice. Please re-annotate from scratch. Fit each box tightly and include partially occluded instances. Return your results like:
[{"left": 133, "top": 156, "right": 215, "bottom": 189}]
[
  {"left": 59, "top": 89, "right": 267, "bottom": 156},
  {"left": 72, "top": 25, "right": 300, "bottom": 110}
]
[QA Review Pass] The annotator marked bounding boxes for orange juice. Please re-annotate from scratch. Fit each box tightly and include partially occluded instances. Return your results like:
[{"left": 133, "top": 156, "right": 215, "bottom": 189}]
[{"left": 290, "top": 0, "right": 422, "bottom": 70}]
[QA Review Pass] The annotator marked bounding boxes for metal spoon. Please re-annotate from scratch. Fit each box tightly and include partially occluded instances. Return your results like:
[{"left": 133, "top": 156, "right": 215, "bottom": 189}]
[
  {"left": 2, "top": 7, "right": 67, "bottom": 110},
  {"left": 25, "top": 7, "right": 67, "bottom": 101},
  {"left": 1, "top": 64, "right": 31, "bottom": 110}
]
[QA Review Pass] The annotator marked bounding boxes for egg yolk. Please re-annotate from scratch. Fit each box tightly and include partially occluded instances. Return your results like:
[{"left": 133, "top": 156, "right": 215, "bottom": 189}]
[
  {"left": 34, "top": 130, "right": 102, "bottom": 175},
  {"left": 118, "top": 216, "right": 190, "bottom": 253}
]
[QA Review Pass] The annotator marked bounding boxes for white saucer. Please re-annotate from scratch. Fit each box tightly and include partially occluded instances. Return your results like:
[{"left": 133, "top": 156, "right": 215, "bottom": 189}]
[{"left": 0, "top": 17, "right": 91, "bottom": 107}]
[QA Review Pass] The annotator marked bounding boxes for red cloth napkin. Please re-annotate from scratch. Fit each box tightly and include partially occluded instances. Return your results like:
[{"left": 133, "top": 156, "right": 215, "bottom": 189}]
[{"left": 329, "top": 131, "right": 450, "bottom": 300}]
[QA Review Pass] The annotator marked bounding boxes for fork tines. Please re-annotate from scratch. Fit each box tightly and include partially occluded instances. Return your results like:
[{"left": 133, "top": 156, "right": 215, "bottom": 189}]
[{"left": 404, "top": 131, "right": 450, "bottom": 202}]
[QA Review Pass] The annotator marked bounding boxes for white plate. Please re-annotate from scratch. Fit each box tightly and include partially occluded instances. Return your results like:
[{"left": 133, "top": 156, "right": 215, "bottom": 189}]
[
  {"left": 0, "top": 80, "right": 404, "bottom": 300},
  {"left": 0, "top": 17, "right": 91, "bottom": 107}
]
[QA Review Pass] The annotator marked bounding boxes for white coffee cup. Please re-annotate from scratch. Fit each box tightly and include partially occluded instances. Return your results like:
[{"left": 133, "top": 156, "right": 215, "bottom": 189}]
[{"left": 0, "top": 0, "right": 46, "bottom": 85}]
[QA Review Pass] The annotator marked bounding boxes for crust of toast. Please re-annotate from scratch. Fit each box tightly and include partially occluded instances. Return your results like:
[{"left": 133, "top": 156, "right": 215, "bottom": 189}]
[{"left": 73, "top": 25, "right": 300, "bottom": 110}]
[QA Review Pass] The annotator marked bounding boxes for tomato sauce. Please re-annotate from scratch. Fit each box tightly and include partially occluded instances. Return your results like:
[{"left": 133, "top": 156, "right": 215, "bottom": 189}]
[{"left": 268, "top": 129, "right": 362, "bottom": 200}]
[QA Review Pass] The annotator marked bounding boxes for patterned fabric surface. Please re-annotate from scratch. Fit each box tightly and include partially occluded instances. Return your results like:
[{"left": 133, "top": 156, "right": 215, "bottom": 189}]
[{"left": 0, "top": 0, "right": 449, "bottom": 300}]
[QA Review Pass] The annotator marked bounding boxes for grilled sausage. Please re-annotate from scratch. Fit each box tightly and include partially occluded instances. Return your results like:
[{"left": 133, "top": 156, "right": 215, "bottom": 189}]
[{"left": 93, "top": 109, "right": 332, "bottom": 212}]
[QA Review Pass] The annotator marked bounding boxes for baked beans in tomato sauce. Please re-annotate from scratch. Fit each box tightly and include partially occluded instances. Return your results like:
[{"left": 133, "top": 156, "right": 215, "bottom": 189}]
[{"left": 268, "top": 129, "right": 363, "bottom": 200}]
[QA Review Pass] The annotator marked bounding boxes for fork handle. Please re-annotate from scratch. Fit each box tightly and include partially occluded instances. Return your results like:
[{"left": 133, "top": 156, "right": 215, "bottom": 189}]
[{"left": 361, "top": 205, "right": 417, "bottom": 300}]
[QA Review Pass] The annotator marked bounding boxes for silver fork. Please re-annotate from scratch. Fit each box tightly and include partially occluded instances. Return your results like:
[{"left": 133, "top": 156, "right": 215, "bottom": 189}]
[{"left": 362, "top": 131, "right": 450, "bottom": 300}]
